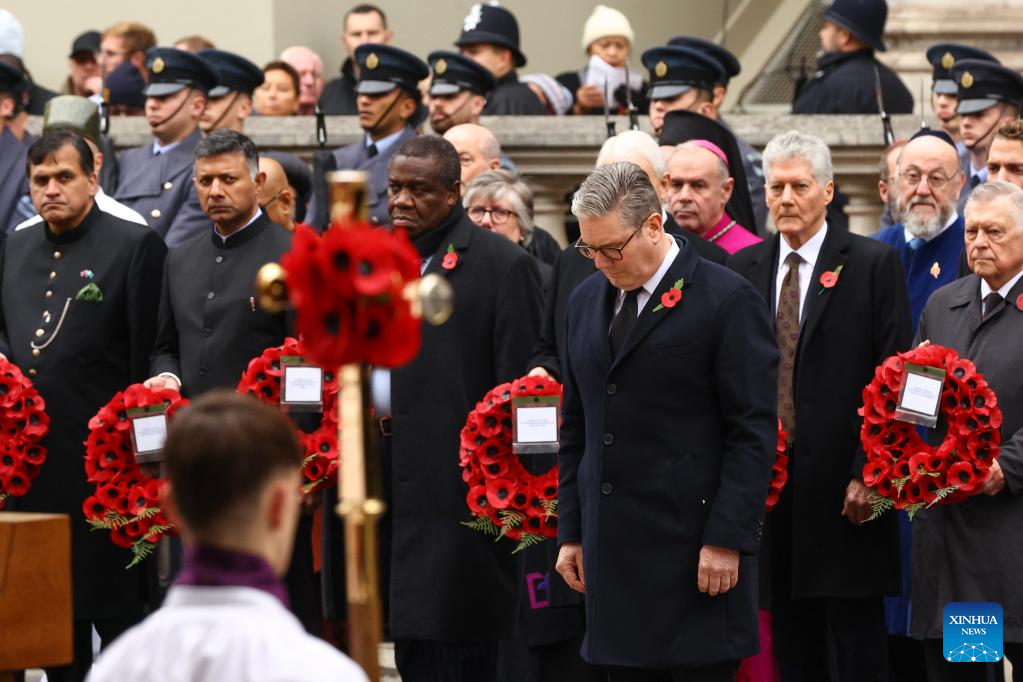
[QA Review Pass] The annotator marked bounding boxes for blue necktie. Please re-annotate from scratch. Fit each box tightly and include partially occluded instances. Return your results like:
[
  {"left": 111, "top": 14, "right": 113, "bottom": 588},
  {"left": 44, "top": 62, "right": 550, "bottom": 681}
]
[{"left": 908, "top": 237, "right": 925, "bottom": 251}]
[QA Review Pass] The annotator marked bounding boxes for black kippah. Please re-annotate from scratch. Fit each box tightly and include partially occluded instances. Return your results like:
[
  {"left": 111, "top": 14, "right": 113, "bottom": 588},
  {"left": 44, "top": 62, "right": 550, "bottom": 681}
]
[{"left": 910, "top": 127, "right": 958, "bottom": 150}]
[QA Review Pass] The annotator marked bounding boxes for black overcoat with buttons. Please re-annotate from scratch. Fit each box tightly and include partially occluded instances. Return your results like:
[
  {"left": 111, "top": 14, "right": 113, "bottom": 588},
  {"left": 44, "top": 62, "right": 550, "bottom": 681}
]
[
  {"left": 0, "top": 205, "right": 166, "bottom": 618},
  {"left": 114, "top": 128, "right": 209, "bottom": 249},
  {"left": 727, "top": 228, "right": 912, "bottom": 599},
  {"left": 557, "top": 238, "right": 778, "bottom": 668},
  {"left": 150, "top": 212, "right": 292, "bottom": 397}
]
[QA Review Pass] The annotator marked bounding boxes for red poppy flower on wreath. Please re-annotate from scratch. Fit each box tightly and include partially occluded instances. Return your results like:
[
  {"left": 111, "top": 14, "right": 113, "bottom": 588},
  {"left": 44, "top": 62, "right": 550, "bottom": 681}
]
[
  {"left": 653, "top": 278, "right": 685, "bottom": 312},
  {"left": 858, "top": 343, "right": 1002, "bottom": 519},
  {"left": 459, "top": 373, "right": 562, "bottom": 553},
  {"left": 0, "top": 358, "right": 49, "bottom": 510},
  {"left": 237, "top": 337, "right": 341, "bottom": 496},
  {"left": 442, "top": 244, "right": 458, "bottom": 270},
  {"left": 280, "top": 222, "right": 421, "bottom": 369},
  {"left": 765, "top": 420, "right": 789, "bottom": 512},
  {"left": 84, "top": 384, "right": 186, "bottom": 568}
]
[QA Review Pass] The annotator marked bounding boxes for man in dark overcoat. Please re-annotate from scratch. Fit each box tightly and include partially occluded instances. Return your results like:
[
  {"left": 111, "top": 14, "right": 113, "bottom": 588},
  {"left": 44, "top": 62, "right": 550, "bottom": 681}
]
[
  {"left": 728, "top": 130, "right": 913, "bottom": 682},
  {"left": 359, "top": 134, "right": 542, "bottom": 681},
  {"left": 912, "top": 180, "right": 1023, "bottom": 680},
  {"left": 0, "top": 130, "right": 166, "bottom": 682}
]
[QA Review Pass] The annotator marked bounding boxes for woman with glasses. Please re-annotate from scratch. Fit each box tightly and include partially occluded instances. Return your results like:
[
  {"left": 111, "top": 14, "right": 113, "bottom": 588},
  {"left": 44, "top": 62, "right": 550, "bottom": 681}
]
[{"left": 464, "top": 170, "right": 561, "bottom": 273}]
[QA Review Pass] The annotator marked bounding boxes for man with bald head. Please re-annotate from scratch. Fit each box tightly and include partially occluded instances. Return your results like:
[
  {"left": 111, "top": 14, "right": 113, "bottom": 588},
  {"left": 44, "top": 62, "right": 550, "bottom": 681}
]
[
  {"left": 443, "top": 123, "right": 501, "bottom": 191},
  {"left": 664, "top": 141, "right": 760, "bottom": 254},
  {"left": 280, "top": 46, "right": 325, "bottom": 116},
  {"left": 258, "top": 156, "right": 297, "bottom": 231},
  {"left": 873, "top": 129, "right": 966, "bottom": 328}
]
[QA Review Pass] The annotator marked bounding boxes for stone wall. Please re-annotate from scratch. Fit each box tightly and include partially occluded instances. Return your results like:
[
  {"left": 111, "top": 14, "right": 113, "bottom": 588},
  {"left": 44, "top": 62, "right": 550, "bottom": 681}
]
[{"left": 26, "top": 114, "right": 931, "bottom": 243}]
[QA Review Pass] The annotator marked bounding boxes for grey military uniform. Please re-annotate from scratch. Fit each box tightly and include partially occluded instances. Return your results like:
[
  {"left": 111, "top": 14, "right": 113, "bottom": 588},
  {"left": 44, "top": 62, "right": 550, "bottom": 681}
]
[
  {"left": 313, "top": 126, "right": 417, "bottom": 227},
  {"left": 115, "top": 128, "right": 208, "bottom": 248}
]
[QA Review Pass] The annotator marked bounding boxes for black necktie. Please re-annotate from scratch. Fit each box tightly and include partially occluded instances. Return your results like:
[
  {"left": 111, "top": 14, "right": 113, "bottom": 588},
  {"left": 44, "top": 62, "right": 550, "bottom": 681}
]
[
  {"left": 367, "top": 144, "right": 379, "bottom": 159},
  {"left": 971, "top": 174, "right": 982, "bottom": 188},
  {"left": 982, "top": 292, "right": 1003, "bottom": 320},
  {"left": 609, "top": 289, "right": 641, "bottom": 356}
]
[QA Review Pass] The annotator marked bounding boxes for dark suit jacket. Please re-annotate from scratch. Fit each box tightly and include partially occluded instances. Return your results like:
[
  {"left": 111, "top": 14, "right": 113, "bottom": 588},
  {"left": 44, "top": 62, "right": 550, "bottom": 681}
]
[
  {"left": 386, "top": 209, "right": 544, "bottom": 641},
  {"left": 559, "top": 239, "right": 778, "bottom": 667},
  {"left": 727, "top": 227, "right": 912, "bottom": 598},
  {"left": 0, "top": 126, "right": 30, "bottom": 233},
  {"left": 529, "top": 223, "right": 726, "bottom": 380}
]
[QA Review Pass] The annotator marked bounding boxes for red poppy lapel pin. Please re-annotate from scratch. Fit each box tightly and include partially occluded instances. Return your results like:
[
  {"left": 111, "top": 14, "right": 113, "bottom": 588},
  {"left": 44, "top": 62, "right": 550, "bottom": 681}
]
[
  {"left": 652, "top": 278, "right": 685, "bottom": 312},
  {"left": 1016, "top": 293, "right": 1023, "bottom": 312},
  {"left": 818, "top": 265, "right": 844, "bottom": 295},
  {"left": 442, "top": 244, "right": 458, "bottom": 270}
]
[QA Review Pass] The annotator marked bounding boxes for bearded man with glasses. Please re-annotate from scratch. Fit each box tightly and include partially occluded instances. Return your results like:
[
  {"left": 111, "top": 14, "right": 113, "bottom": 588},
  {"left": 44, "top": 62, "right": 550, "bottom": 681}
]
[{"left": 873, "top": 129, "right": 967, "bottom": 329}]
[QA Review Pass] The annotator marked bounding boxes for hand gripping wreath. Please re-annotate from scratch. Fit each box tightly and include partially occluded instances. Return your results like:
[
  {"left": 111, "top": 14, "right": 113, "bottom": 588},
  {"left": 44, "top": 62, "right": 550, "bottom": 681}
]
[
  {"left": 280, "top": 222, "right": 422, "bottom": 370},
  {"left": 0, "top": 358, "right": 49, "bottom": 509},
  {"left": 459, "top": 374, "right": 561, "bottom": 553},
  {"left": 83, "top": 384, "right": 187, "bottom": 567},
  {"left": 859, "top": 343, "right": 1002, "bottom": 519},
  {"left": 236, "top": 337, "right": 340, "bottom": 495}
]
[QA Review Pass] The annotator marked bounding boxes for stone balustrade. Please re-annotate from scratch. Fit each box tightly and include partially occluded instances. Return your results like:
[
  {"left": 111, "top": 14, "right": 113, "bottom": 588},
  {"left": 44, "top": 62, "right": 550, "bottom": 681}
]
[{"left": 26, "top": 114, "right": 935, "bottom": 243}]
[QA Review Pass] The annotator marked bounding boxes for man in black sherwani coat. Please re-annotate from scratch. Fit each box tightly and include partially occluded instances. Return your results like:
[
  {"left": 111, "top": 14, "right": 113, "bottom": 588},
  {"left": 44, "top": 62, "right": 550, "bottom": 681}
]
[
  {"left": 555, "top": 161, "right": 778, "bottom": 681},
  {"left": 360, "top": 134, "right": 542, "bottom": 682},
  {"left": 727, "top": 130, "right": 913, "bottom": 682},
  {"left": 0, "top": 130, "right": 166, "bottom": 682}
]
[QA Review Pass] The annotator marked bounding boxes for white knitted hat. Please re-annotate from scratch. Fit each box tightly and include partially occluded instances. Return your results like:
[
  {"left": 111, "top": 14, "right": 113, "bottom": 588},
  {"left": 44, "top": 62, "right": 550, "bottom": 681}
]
[
  {"left": 581, "top": 5, "right": 634, "bottom": 51},
  {"left": 0, "top": 10, "right": 24, "bottom": 58}
]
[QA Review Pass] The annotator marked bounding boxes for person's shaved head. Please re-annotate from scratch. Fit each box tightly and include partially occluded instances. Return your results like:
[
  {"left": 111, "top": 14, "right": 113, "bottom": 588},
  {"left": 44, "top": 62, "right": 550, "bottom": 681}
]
[
  {"left": 258, "top": 156, "right": 296, "bottom": 230},
  {"left": 443, "top": 123, "right": 502, "bottom": 190}
]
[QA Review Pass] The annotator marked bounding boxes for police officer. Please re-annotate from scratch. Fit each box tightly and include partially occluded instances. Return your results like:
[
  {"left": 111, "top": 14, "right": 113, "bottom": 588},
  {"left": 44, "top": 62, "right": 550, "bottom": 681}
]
[
  {"left": 951, "top": 59, "right": 1023, "bottom": 212},
  {"left": 197, "top": 49, "right": 264, "bottom": 133},
  {"left": 0, "top": 60, "right": 31, "bottom": 233},
  {"left": 311, "top": 44, "right": 427, "bottom": 226},
  {"left": 114, "top": 47, "right": 218, "bottom": 248},
  {"left": 793, "top": 0, "right": 913, "bottom": 115},
  {"left": 667, "top": 36, "right": 767, "bottom": 235},
  {"left": 925, "top": 43, "right": 999, "bottom": 151},
  {"left": 427, "top": 50, "right": 495, "bottom": 134},
  {"left": 455, "top": 3, "right": 547, "bottom": 115}
]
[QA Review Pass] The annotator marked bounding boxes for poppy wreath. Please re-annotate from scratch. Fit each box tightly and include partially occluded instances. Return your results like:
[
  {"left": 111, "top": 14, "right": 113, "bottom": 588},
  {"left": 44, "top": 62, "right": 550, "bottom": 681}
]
[
  {"left": 0, "top": 358, "right": 50, "bottom": 509},
  {"left": 766, "top": 420, "right": 788, "bottom": 513},
  {"left": 858, "top": 343, "right": 1002, "bottom": 520},
  {"left": 459, "top": 374, "right": 562, "bottom": 554},
  {"left": 83, "top": 384, "right": 187, "bottom": 568},
  {"left": 280, "top": 221, "right": 422, "bottom": 370},
  {"left": 236, "top": 337, "right": 340, "bottom": 495}
]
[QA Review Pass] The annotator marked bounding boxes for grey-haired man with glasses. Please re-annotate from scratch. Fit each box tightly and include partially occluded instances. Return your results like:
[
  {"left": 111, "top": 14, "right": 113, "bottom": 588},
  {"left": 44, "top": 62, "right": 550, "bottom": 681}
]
[{"left": 873, "top": 128, "right": 967, "bottom": 328}]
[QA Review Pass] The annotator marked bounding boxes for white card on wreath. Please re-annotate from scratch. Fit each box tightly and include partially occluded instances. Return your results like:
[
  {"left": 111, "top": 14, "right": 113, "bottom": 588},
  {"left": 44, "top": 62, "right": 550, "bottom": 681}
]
[
  {"left": 283, "top": 366, "right": 323, "bottom": 403},
  {"left": 132, "top": 414, "right": 168, "bottom": 454},
  {"left": 515, "top": 406, "right": 558, "bottom": 444}
]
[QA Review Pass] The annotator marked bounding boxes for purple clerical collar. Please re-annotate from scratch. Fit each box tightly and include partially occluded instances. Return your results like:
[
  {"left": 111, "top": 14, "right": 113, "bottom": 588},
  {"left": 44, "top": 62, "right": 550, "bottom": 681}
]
[{"left": 175, "top": 543, "right": 290, "bottom": 607}]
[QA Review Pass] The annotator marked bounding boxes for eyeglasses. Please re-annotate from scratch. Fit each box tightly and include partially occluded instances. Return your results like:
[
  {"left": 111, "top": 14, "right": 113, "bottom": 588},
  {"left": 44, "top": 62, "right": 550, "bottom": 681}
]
[
  {"left": 467, "top": 206, "right": 517, "bottom": 225},
  {"left": 900, "top": 168, "right": 960, "bottom": 190},
  {"left": 574, "top": 220, "right": 646, "bottom": 261}
]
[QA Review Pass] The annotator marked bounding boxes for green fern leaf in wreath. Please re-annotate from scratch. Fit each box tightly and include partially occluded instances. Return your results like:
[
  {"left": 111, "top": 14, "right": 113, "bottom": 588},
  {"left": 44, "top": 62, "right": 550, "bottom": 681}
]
[
  {"left": 512, "top": 533, "right": 547, "bottom": 554},
  {"left": 461, "top": 514, "right": 500, "bottom": 537},
  {"left": 866, "top": 496, "right": 894, "bottom": 522}
]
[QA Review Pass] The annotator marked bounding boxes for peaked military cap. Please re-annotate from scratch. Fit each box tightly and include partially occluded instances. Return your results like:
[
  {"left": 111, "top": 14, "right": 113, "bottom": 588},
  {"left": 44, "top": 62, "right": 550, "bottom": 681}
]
[
  {"left": 926, "top": 43, "right": 999, "bottom": 96},
  {"left": 43, "top": 95, "right": 100, "bottom": 144},
  {"left": 199, "top": 49, "right": 264, "bottom": 97},
  {"left": 641, "top": 45, "right": 724, "bottom": 101},
  {"left": 354, "top": 44, "right": 429, "bottom": 98},
  {"left": 455, "top": 3, "right": 527, "bottom": 68},
  {"left": 822, "top": 0, "right": 889, "bottom": 52},
  {"left": 143, "top": 47, "right": 218, "bottom": 97},
  {"left": 427, "top": 50, "right": 495, "bottom": 97},
  {"left": 667, "top": 36, "right": 740, "bottom": 86},
  {"left": 951, "top": 59, "right": 1023, "bottom": 115}
]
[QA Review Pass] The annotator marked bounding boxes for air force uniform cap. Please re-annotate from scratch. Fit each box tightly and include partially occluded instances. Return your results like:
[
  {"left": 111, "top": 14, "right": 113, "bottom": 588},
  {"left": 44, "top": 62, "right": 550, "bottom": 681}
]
[
  {"left": 354, "top": 44, "right": 429, "bottom": 98},
  {"left": 667, "top": 36, "right": 740, "bottom": 86},
  {"left": 427, "top": 50, "right": 495, "bottom": 97},
  {"left": 951, "top": 59, "right": 1023, "bottom": 115},
  {"left": 199, "top": 49, "right": 264, "bottom": 97},
  {"left": 926, "top": 43, "right": 999, "bottom": 96},
  {"left": 641, "top": 45, "right": 724, "bottom": 101},
  {"left": 143, "top": 47, "right": 218, "bottom": 97}
]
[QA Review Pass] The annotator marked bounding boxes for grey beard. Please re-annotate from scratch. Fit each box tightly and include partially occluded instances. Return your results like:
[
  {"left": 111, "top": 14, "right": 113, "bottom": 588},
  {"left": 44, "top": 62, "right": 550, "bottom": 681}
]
[{"left": 902, "top": 203, "right": 953, "bottom": 240}]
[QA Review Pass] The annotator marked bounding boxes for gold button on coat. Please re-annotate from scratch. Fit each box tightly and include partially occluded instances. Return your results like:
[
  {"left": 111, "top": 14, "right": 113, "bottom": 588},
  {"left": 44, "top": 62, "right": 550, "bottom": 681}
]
[{"left": 151, "top": 209, "right": 162, "bottom": 218}]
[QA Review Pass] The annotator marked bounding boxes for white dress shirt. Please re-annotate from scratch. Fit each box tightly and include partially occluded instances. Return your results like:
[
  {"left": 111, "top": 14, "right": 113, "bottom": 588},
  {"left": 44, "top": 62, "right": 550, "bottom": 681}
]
[
  {"left": 86, "top": 586, "right": 367, "bottom": 682},
  {"left": 776, "top": 222, "right": 829, "bottom": 321},
  {"left": 612, "top": 237, "right": 680, "bottom": 319},
  {"left": 14, "top": 187, "right": 147, "bottom": 231},
  {"left": 980, "top": 270, "right": 1023, "bottom": 315}
]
